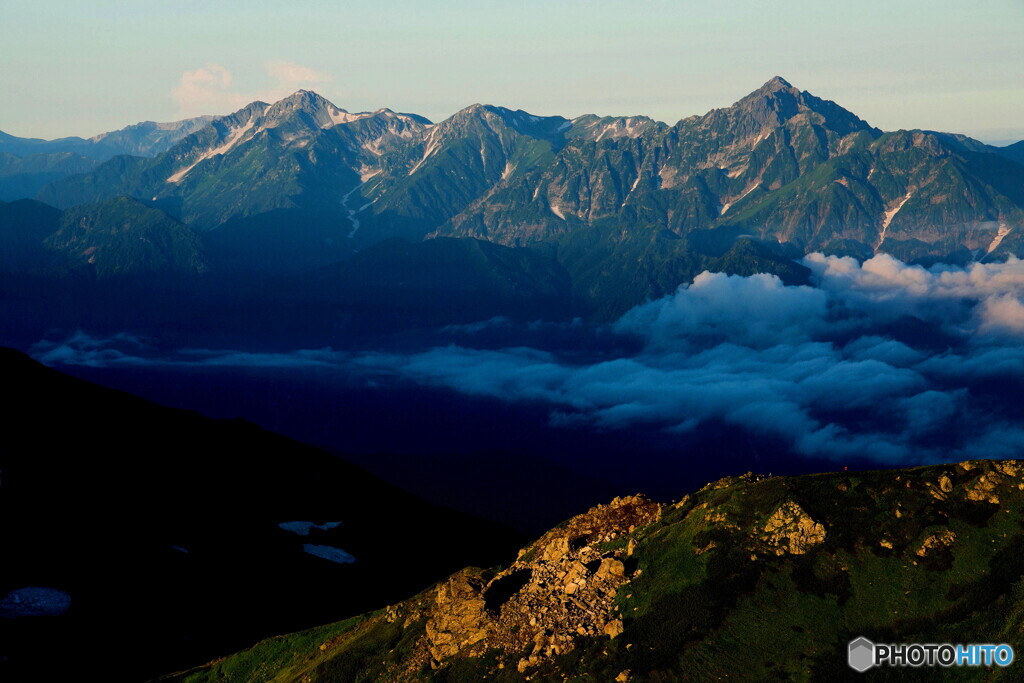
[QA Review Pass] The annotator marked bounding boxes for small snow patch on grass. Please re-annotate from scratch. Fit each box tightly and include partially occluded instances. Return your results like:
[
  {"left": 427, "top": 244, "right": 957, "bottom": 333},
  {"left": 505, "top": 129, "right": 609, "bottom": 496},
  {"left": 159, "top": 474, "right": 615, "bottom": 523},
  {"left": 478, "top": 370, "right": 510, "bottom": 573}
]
[
  {"left": 279, "top": 520, "right": 343, "bottom": 536},
  {"left": 303, "top": 544, "right": 356, "bottom": 564}
]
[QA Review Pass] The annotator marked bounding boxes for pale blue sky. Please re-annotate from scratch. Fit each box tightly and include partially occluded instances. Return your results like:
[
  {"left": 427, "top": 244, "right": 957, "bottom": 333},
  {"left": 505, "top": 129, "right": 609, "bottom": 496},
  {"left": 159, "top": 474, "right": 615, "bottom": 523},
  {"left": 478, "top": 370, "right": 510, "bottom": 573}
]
[{"left": 3, "top": 0, "right": 1022, "bottom": 143}]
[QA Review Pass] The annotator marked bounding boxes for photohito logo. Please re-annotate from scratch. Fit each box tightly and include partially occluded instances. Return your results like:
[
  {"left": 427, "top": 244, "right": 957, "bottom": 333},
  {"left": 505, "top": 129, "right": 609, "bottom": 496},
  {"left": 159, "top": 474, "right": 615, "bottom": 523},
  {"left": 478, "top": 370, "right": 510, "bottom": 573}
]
[{"left": 848, "top": 637, "right": 1014, "bottom": 671}]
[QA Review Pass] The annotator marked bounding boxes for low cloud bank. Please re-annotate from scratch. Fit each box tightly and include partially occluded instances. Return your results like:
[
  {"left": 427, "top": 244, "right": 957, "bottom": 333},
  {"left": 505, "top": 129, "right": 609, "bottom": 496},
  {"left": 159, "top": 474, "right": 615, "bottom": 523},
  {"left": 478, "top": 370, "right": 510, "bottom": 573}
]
[{"left": 31, "top": 254, "right": 1024, "bottom": 466}]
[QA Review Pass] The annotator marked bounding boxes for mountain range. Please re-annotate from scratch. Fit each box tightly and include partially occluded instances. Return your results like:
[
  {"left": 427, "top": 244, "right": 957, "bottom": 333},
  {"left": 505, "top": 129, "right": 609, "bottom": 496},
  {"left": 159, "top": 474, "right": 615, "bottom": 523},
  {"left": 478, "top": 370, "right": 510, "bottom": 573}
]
[
  {"left": 1, "top": 77, "right": 1023, "bottom": 334},
  {"left": 0, "top": 115, "right": 216, "bottom": 160},
  {"left": 0, "top": 116, "right": 216, "bottom": 200}
]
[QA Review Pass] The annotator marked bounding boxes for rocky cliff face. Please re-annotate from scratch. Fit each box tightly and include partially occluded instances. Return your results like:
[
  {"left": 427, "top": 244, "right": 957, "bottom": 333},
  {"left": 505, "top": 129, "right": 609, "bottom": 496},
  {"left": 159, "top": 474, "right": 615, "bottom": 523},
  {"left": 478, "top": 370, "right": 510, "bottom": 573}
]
[
  {"left": 418, "top": 495, "right": 661, "bottom": 675},
  {"left": 167, "top": 459, "right": 1024, "bottom": 682}
]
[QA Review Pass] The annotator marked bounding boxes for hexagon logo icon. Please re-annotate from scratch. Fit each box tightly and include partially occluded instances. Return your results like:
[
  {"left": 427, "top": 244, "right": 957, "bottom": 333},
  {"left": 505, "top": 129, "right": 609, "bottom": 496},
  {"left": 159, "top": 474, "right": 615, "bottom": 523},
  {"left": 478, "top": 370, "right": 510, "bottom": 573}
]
[{"left": 848, "top": 637, "right": 875, "bottom": 672}]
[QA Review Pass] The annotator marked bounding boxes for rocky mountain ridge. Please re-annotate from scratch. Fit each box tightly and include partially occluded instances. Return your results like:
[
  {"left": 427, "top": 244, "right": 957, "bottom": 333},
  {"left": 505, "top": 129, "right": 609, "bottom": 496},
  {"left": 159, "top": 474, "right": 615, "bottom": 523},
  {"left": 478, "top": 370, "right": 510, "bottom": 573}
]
[
  {"left": 30, "top": 77, "right": 1024, "bottom": 264},
  {"left": 164, "top": 458, "right": 1024, "bottom": 681},
  {"left": 0, "top": 114, "right": 217, "bottom": 160},
  {"left": 3, "top": 77, "right": 1024, "bottom": 324}
]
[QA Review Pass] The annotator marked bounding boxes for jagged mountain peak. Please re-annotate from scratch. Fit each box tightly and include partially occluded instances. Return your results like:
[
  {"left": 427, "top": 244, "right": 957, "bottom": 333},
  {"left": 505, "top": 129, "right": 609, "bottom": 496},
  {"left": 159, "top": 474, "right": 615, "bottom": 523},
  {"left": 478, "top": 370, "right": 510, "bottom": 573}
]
[
  {"left": 451, "top": 103, "right": 553, "bottom": 122},
  {"left": 443, "top": 103, "right": 568, "bottom": 141},
  {"left": 255, "top": 91, "right": 430, "bottom": 131},
  {"left": 260, "top": 90, "right": 351, "bottom": 128},
  {"left": 706, "top": 76, "right": 875, "bottom": 139},
  {"left": 570, "top": 114, "right": 662, "bottom": 141},
  {"left": 761, "top": 74, "right": 794, "bottom": 91},
  {"left": 380, "top": 109, "right": 433, "bottom": 126},
  {"left": 227, "top": 99, "right": 272, "bottom": 123},
  {"left": 731, "top": 76, "right": 801, "bottom": 108},
  {"left": 446, "top": 103, "right": 512, "bottom": 127},
  {"left": 278, "top": 88, "right": 335, "bottom": 106}
]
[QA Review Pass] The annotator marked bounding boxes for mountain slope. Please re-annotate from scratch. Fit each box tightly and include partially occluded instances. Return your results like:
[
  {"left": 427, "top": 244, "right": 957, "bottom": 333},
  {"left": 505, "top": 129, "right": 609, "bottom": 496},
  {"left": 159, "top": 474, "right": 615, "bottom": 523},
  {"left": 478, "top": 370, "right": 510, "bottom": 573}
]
[
  {"left": 0, "top": 198, "right": 62, "bottom": 270},
  {"left": 288, "top": 236, "right": 576, "bottom": 327},
  {"left": 47, "top": 196, "right": 208, "bottom": 277},
  {"left": 996, "top": 140, "right": 1024, "bottom": 167},
  {"left": 0, "top": 196, "right": 206, "bottom": 278},
  {"left": 437, "top": 112, "right": 666, "bottom": 245},
  {"left": 0, "top": 348, "right": 522, "bottom": 682},
  {"left": 165, "top": 459, "right": 1024, "bottom": 681},
  {"left": 717, "top": 128, "right": 1024, "bottom": 261},
  {"left": 351, "top": 104, "right": 570, "bottom": 244},
  {"left": 0, "top": 151, "right": 98, "bottom": 201}
]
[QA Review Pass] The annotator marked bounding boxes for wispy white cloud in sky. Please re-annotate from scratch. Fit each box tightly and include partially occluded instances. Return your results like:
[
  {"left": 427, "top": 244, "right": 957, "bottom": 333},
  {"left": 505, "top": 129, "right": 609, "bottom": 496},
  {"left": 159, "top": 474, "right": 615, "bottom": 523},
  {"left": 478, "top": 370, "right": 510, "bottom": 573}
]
[
  {"left": 171, "top": 61, "right": 333, "bottom": 116},
  {"left": 171, "top": 64, "right": 250, "bottom": 114},
  {"left": 264, "top": 61, "right": 331, "bottom": 86}
]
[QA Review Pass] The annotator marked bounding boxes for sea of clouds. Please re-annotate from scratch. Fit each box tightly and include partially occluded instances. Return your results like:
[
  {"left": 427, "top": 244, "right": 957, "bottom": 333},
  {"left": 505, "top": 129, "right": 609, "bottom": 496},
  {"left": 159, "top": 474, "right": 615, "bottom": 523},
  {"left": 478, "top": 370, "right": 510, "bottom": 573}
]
[{"left": 31, "top": 253, "right": 1024, "bottom": 466}]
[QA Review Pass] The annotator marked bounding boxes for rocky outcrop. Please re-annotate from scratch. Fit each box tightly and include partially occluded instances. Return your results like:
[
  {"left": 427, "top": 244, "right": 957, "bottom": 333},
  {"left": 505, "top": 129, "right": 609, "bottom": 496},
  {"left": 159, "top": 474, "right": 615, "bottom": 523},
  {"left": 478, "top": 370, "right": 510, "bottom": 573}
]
[
  {"left": 916, "top": 530, "right": 956, "bottom": 557},
  {"left": 965, "top": 471, "right": 1004, "bottom": 504},
  {"left": 416, "top": 495, "right": 661, "bottom": 672},
  {"left": 759, "top": 501, "right": 827, "bottom": 555},
  {"left": 424, "top": 570, "right": 490, "bottom": 661}
]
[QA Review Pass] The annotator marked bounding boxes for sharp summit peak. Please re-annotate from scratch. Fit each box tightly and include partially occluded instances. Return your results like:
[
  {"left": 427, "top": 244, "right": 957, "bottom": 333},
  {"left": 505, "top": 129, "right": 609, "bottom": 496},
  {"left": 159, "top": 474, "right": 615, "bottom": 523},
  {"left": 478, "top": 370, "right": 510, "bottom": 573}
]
[
  {"left": 765, "top": 75, "right": 794, "bottom": 88},
  {"left": 745, "top": 75, "right": 800, "bottom": 98},
  {"left": 272, "top": 89, "right": 340, "bottom": 108},
  {"left": 729, "top": 75, "right": 805, "bottom": 109}
]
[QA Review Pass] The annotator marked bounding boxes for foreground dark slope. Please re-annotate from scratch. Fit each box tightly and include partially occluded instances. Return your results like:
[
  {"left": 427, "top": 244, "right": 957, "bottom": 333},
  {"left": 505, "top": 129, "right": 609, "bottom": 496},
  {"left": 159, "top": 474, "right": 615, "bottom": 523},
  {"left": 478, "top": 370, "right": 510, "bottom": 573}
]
[
  {"left": 0, "top": 349, "right": 522, "bottom": 682},
  {"left": 167, "top": 460, "right": 1024, "bottom": 681}
]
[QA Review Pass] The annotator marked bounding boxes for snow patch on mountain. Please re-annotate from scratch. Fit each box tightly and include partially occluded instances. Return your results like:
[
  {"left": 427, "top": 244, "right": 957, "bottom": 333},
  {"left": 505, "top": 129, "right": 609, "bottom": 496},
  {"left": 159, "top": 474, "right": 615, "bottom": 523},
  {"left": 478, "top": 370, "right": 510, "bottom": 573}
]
[
  {"left": 409, "top": 129, "right": 441, "bottom": 175},
  {"left": 327, "top": 106, "right": 373, "bottom": 127},
  {"left": 720, "top": 183, "right": 759, "bottom": 215},
  {"left": 303, "top": 544, "right": 356, "bottom": 564},
  {"left": 167, "top": 119, "right": 255, "bottom": 183},
  {"left": 279, "top": 520, "right": 343, "bottom": 536},
  {"left": 987, "top": 224, "right": 1013, "bottom": 255},
  {"left": 877, "top": 191, "right": 914, "bottom": 248},
  {"left": 594, "top": 118, "right": 648, "bottom": 142},
  {"left": 0, "top": 587, "right": 71, "bottom": 618},
  {"left": 621, "top": 174, "right": 644, "bottom": 207}
]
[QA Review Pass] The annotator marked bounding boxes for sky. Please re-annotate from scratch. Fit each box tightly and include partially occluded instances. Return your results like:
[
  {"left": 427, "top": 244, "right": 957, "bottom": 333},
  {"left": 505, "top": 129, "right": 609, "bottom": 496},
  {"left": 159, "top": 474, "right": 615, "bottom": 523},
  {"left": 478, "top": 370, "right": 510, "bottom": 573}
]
[{"left": 2, "top": 0, "right": 1022, "bottom": 143}]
